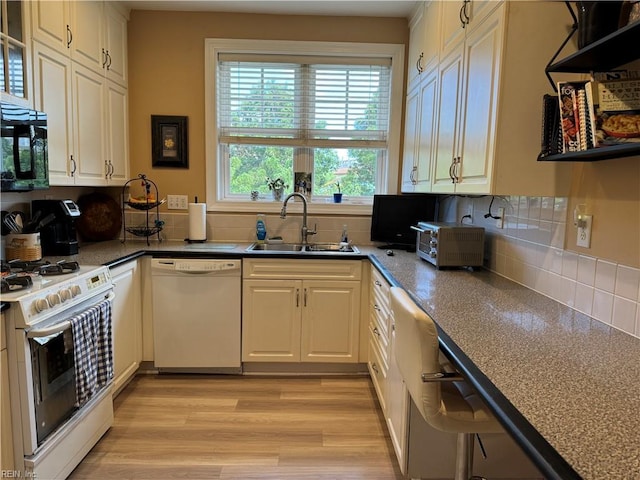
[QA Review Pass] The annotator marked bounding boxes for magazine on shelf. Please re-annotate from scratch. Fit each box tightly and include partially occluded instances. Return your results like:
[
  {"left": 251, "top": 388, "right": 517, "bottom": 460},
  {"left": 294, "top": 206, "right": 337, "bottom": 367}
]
[{"left": 594, "top": 77, "right": 640, "bottom": 145}]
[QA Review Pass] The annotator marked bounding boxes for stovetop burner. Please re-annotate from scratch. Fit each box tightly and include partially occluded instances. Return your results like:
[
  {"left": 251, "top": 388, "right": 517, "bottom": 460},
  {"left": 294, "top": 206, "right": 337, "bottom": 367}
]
[
  {"left": 1, "top": 274, "right": 34, "bottom": 294},
  {"left": 3, "top": 259, "right": 80, "bottom": 276}
]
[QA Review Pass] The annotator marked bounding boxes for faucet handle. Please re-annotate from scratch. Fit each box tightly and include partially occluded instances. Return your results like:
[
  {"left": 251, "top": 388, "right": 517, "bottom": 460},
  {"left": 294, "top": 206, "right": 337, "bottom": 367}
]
[{"left": 309, "top": 223, "right": 317, "bottom": 235}]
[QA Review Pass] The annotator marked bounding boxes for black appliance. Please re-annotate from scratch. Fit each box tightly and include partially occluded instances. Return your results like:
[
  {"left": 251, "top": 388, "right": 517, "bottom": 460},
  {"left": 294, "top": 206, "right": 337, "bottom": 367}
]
[
  {"left": 32, "top": 200, "right": 81, "bottom": 256},
  {"left": 370, "top": 194, "right": 439, "bottom": 251},
  {"left": 1, "top": 102, "right": 49, "bottom": 192}
]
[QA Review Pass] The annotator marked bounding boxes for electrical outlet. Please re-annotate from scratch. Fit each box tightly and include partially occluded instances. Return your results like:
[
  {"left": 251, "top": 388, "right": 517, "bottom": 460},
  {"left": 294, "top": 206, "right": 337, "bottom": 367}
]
[
  {"left": 576, "top": 214, "right": 592, "bottom": 248},
  {"left": 496, "top": 207, "right": 505, "bottom": 229},
  {"left": 167, "top": 195, "right": 189, "bottom": 210}
]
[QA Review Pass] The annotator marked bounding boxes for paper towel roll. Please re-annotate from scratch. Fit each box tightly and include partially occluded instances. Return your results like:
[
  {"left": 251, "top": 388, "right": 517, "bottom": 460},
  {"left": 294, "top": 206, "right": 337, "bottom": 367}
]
[{"left": 188, "top": 203, "right": 207, "bottom": 241}]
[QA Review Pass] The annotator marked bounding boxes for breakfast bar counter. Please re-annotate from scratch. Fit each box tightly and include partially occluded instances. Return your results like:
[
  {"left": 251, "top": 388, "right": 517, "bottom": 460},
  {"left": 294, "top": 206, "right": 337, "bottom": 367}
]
[{"left": 61, "top": 241, "right": 640, "bottom": 479}]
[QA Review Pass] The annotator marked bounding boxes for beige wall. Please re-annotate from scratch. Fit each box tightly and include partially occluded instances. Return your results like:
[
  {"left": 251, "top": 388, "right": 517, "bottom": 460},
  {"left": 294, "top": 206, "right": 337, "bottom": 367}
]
[
  {"left": 127, "top": 10, "right": 408, "bottom": 206},
  {"left": 566, "top": 156, "right": 640, "bottom": 268}
]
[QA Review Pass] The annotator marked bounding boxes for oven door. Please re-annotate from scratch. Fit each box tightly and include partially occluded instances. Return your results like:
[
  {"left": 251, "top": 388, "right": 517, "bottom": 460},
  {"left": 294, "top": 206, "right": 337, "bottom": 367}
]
[{"left": 28, "top": 322, "right": 77, "bottom": 446}]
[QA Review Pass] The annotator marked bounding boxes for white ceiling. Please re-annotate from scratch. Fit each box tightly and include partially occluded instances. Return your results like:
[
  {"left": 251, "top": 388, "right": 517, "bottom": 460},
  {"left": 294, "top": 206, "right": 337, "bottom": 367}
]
[{"left": 122, "top": 1, "right": 418, "bottom": 18}]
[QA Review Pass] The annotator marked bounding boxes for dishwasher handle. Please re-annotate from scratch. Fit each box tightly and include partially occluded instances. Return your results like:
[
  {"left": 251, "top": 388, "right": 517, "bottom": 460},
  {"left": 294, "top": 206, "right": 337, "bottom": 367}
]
[{"left": 151, "top": 258, "right": 241, "bottom": 274}]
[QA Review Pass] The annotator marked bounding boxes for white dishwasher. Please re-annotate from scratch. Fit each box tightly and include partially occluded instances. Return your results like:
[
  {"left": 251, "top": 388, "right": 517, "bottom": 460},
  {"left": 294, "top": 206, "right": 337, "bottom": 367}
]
[{"left": 151, "top": 258, "right": 242, "bottom": 372}]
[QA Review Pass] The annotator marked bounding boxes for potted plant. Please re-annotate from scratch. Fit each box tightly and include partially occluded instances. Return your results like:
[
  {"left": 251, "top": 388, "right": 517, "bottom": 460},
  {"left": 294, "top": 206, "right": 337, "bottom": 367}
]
[
  {"left": 266, "top": 177, "right": 288, "bottom": 201},
  {"left": 333, "top": 181, "right": 343, "bottom": 203}
]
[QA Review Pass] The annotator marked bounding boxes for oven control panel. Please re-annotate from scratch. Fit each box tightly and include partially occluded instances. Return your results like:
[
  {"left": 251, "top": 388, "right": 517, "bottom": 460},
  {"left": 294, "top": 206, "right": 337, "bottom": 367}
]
[
  {"left": 86, "top": 271, "right": 110, "bottom": 290},
  {"left": 11, "top": 266, "right": 112, "bottom": 327}
]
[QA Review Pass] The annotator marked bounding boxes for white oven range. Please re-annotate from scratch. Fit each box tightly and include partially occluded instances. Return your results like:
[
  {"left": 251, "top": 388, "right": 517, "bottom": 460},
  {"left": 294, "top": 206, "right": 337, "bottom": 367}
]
[{"left": 3, "top": 264, "right": 114, "bottom": 479}]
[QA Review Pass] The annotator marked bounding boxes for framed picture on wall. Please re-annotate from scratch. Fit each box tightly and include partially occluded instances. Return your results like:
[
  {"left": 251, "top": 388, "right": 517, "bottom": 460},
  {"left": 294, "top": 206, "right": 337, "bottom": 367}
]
[{"left": 151, "top": 115, "right": 188, "bottom": 168}]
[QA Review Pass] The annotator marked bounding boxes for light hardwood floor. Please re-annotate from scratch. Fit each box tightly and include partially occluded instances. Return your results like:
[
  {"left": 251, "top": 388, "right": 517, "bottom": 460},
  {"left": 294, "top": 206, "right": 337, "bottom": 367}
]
[{"left": 68, "top": 374, "right": 405, "bottom": 479}]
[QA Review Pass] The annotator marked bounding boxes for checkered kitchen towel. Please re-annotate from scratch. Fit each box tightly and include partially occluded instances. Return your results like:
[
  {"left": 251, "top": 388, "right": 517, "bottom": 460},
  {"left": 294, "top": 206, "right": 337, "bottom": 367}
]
[{"left": 70, "top": 298, "right": 113, "bottom": 407}]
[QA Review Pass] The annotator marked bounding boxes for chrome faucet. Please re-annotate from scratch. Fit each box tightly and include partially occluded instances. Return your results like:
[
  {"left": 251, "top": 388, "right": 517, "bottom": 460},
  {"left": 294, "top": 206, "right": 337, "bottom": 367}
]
[{"left": 280, "top": 192, "right": 316, "bottom": 246}]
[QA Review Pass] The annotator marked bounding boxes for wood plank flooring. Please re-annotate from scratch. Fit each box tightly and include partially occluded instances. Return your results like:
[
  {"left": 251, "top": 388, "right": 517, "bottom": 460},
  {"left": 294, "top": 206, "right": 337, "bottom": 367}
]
[{"left": 68, "top": 374, "right": 405, "bottom": 479}]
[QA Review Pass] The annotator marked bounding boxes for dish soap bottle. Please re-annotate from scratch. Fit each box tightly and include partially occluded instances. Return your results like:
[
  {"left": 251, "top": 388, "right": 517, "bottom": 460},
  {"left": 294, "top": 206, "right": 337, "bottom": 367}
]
[
  {"left": 340, "top": 224, "right": 349, "bottom": 245},
  {"left": 256, "top": 214, "right": 267, "bottom": 243}
]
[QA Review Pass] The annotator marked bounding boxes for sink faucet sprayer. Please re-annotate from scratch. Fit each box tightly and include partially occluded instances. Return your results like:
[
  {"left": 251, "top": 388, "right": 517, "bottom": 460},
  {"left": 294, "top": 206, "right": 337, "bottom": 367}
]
[{"left": 280, "top": 192, "right": 316, "bottom": 246}]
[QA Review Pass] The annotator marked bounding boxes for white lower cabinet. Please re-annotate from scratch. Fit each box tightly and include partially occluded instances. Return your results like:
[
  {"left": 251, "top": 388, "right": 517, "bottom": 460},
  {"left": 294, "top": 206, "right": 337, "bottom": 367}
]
[
  {"left": 110, "top": 261, "right": 142, "bottom": 395},
  {"left": 368, "top": 265, "right": 540, "bottom": 478},
  {"left": 1, "top": 313, "right": 15, "bottom": 473},
  {"left": 242, "top": 259, "right": 362, "bottom": 363}
]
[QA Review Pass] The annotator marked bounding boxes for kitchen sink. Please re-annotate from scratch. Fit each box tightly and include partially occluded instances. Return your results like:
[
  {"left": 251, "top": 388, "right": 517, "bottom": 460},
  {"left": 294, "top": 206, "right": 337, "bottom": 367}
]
[{"left": 246, "top": 242, "right": 359, "bottom": 253}]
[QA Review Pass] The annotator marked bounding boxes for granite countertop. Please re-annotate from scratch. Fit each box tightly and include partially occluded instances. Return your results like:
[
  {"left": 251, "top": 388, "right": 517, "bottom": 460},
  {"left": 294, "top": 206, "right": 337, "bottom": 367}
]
[{"left": 27, "top": 240, "right": 640, "bottom": 479}]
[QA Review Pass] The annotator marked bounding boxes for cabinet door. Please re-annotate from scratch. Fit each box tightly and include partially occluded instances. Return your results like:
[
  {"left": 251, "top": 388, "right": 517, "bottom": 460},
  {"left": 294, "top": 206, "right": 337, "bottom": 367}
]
[
  {"left": 414, "top": 69, "right": 438, "bottom": 191},
  {"left": 104, "top": 4, "right": 128, "bottom": 86},
  {"left": 68, "top": 1, "right": 104, "bottom": 73},
  {"left": 111, "top": 261, "right": 142, "bottom": 395},
  {"left": 105, "top": 81, "right": 129, "bottom": 184},
  {"left": 1, "top": 314, "right": 15, "bottom": 473},
  {"left": 455, "top": 8, "right": 502, "bottom": 194},
  {"left": 386, "top": 323, "right": 409, "bottom": 474},
  {"left": 440, "top": 1, "right": 466, "bottom": 56},
  {"left": 32, "top": 41, "right": 75, "bottom": 185},
  {"left": 407, "top": 3, "right": 425, "bottom": 87},
  {"left": 30, "top": 0, "right": 69, "bottom": 53},
  {"left": 301, "top": 280, "right": 361, "bottom": 363},
  {"left": 432, "top": 44, "right": 463, "bottom": 193},
  {"left": 421, "top": 0, "right": 442, "bottom": 73},
  {"left": 242, "top": 280, "right": 301, "bottom": 362},
  {"left": 401, "top": 80, "right": 420, "bottom": 193},
  {"left": 71, "top": 62, "right": 107, "bottom": 185}
]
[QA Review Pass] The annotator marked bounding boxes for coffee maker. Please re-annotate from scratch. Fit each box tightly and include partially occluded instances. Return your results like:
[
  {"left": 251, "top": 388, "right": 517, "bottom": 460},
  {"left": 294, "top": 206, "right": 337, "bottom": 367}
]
[{"left": 32, "top": 199, "right": 81, "bottom": 256}]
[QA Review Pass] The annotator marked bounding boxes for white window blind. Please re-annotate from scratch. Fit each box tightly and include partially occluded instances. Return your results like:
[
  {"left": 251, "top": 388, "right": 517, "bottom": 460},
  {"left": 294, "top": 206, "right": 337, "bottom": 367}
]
[{"left": 217, "top": 56, "right": 391, "bottom": 148}]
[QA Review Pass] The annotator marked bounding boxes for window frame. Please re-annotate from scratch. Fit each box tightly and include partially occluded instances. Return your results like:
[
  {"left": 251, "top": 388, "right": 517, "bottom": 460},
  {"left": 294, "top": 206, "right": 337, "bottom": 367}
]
[{"left": 204, "top": 38, "right": 405, "bottom": 214}]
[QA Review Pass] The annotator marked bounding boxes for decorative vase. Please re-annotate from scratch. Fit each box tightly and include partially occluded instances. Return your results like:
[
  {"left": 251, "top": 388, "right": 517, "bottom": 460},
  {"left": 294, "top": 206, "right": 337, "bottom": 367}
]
[
  {"left": 272, "top": 188, "right": 284, "bottom": 202},
  {"left": 333, "top": 193, "right": 343, "bottom": 203}
]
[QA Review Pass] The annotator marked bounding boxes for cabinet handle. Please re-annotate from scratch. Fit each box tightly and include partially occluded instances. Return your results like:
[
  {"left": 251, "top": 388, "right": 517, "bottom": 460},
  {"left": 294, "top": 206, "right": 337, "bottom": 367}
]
[
  {"left": 371, "top": 363, "right": 379, "bottom": 374},
  {"left": 105, "top": 160, "right": 109, "bottom": 179},
  {"left": 102, "top": 48, "right": 108, "bottom": 68},
  {"left": 454, "top": 156, "right": 461, "bottom": 183},
  {"left": 106, "top": 51, "right": 112, "bottom": 70},
  {"left": 375, "top": 280, "right": 382, "bottom": 287},
  {"left": 373, "top": 327, "right": 381, "bottom": 337},
  {"left": 373, "top": 304, "right": 381, "bottom": 312},
  {"left": 303, "top": 288, "right": 308, "bottom": 307},
  {"left": 296, "top": 288, "right": 300, "bottom": 307},
  {"left": 66, "top": 25, "right": 72, "bottom": 48},
  {"left": 108, "top": 160, "right": 114, "bottom": 178},
  {"left": 449, "top": 159, "right": 456, "bottom": 183},
  {"left": 460, "top": 0, "right": 470, "bottom": 28},
  {"left": 70, "top": 155, "right": 76, "bottom": 177},
  {"left": 411, "top": 165, "right": 418, "bottom": 185},
  {"left": 416, "top": 52, "right": 424, "bottom": 74}
]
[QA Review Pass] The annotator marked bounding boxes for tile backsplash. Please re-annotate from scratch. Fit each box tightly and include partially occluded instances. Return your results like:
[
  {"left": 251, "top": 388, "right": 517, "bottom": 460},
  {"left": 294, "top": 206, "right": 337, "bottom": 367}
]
[{"left": 444, "top": 195, "right": 640, "bottom": 339}]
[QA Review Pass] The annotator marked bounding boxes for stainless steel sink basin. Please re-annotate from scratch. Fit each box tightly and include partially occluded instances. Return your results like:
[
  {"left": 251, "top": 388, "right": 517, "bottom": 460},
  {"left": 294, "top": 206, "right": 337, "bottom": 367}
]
[
  {"left": 246, "top": 242, "right": 359, "bottom": 253},
  {"left": 247, "top": 243, "right": 306, "bottom": 252}
]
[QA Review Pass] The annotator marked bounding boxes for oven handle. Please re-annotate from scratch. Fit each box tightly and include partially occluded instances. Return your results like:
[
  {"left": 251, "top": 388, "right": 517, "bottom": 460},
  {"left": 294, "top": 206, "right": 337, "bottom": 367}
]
[
  {"left": 410, "top": 225, "right": 427, "bottom": 233},
  {"left": 27, "top": 291, "right": 115, "bottom": 338}
]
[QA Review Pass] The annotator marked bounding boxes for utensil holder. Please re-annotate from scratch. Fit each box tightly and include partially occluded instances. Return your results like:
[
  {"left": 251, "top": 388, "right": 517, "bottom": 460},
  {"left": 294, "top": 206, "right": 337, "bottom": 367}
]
[{"left": 6, "top": 233, "right": 42, "bottom": 261}]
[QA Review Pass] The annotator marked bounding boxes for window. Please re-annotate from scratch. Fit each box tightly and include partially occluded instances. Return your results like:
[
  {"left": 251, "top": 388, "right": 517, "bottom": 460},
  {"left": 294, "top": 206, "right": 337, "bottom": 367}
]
[
  {"left": 205, "top": 39, "right": 404, "bottom": 213},
  {"left": 0, "top": 0, "right": 26, "bottom": 99}
]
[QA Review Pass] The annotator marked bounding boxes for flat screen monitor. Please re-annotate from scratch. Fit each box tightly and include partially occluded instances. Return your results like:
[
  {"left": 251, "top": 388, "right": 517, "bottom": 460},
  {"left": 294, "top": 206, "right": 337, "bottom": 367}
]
[{"left": 370, "top": 194, "right": 439, "bottom": 251}]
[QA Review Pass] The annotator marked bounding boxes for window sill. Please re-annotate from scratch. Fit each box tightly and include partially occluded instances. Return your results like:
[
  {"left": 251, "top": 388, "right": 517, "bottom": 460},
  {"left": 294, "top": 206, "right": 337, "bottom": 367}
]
[{"left": 207, "top": 200, "right": 372, "bottom": 216}]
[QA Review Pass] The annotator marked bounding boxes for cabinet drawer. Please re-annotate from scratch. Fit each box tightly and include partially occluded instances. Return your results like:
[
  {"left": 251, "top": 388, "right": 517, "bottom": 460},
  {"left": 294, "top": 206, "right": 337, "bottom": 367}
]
[
  {"left": 369, "top": 318, "right": 389, "bottom": 363},
  {"left": 368, "top": 336, "right": 388, "bottom": 411},
  {"left": 371, "top": 267, "right": 390, "bottom": 300},
  {"left": 370, "top": 293, "right": 390, "bottom": 343},
  {"left": 243, "top": 259, "right": 362, "bottom": 280}
]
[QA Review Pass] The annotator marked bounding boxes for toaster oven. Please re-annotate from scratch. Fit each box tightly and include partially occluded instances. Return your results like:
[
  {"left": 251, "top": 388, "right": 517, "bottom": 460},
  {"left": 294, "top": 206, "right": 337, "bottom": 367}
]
[{"left": 412, "top": 222, "right": 485, "bottom": 269}]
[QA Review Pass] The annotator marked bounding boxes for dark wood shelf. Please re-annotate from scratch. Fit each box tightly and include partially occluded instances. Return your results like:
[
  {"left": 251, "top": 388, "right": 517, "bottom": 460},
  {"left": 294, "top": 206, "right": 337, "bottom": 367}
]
[
  {"left": 546, "top": 21, "right": 640, "bottom": 73},
  {"left": 538, "top": 143, "right": 640, "bottom": 162}
]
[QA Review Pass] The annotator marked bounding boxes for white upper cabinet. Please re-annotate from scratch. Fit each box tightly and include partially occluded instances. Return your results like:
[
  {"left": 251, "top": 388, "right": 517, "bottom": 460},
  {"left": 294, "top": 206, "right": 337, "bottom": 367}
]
[
  {"left": 403, "top": 1, "right": 572, "bottom": 197},
  {"left": 31, "top": 1, "right": 129, "bottom": 186},
  {"left": 31, "top": 1, "right": 128, "bottom": 84}
]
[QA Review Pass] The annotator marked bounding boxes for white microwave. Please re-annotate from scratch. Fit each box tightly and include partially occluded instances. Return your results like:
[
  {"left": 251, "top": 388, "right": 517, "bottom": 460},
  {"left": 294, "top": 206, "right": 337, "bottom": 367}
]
[{"left": 412, "top": 222, "right": 485, "bottom": 269}]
